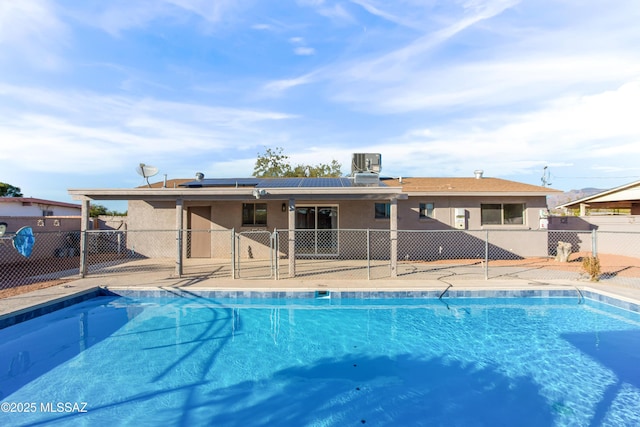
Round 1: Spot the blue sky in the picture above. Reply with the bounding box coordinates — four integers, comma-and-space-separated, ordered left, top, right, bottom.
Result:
2, 0, 640, 208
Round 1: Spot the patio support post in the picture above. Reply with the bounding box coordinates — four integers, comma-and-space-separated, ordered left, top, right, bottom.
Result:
390, 198, 398, 278
79, 198, 90, 278
288, 198, 296, 277
175, 198, 183, 278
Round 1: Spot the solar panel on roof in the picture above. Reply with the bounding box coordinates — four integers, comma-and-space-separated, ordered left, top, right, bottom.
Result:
179, 176, 379, 188
257, 178, 303, 188
299, 177, 353, 187
180, 178, 260, 187
256, 177, 356, 187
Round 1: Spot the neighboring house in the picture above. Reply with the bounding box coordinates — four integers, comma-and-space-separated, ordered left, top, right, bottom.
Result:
0, 198, 82, 262
555, 180, 640, 216
0, 197, 82, 233
550, 180, 640, 239
0, 197, 82, 217
69, 170, 559, 268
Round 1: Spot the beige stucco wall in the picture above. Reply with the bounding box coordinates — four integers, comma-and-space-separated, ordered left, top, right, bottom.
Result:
125, 201, 176, 257
126, 195, 551, 259
548, 215, 640, 258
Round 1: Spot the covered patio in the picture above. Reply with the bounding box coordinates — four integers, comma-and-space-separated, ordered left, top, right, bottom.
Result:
69, 179, 406, 279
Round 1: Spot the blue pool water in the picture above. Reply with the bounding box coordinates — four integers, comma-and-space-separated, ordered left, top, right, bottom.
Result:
1, 295, 640, 426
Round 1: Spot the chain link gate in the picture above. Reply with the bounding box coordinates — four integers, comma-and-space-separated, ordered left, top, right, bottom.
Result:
235, 230, 277, 279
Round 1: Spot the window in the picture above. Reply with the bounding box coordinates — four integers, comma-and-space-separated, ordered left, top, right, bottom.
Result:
503, 203, 524, 224
481, 203, 525, 225
375, 203, 390, 219
42, 210, 54, 216
242, 203, 267, 226
419, 202, 434, 219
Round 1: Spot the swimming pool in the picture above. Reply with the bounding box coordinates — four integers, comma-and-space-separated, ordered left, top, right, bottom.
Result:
1, 292, 639, 426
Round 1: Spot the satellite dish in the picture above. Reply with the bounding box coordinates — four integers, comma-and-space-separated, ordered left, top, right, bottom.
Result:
136, 163, 159, 187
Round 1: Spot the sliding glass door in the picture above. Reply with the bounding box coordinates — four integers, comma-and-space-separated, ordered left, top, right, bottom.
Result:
295, 205, 338, 255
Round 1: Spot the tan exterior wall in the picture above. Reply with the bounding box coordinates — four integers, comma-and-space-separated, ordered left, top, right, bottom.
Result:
548, 215, 640, 232
548, 214, 640, 258
126, 195, 551, 259
125, 201, 176, 257
0, 216, 80, 234
127, 201, 176, 230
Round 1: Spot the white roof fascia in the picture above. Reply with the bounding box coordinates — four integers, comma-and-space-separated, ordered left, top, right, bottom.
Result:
68, 186, 404, 201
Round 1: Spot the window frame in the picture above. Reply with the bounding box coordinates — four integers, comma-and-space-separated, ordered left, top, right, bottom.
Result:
242, 203, 268, 226
419, 202, 435, 219
480, 203, 525, 226
374, 202, 390, 219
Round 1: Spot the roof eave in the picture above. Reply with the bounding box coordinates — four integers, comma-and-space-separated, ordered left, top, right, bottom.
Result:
68, 186, 405, 202
405, 191, 556, 197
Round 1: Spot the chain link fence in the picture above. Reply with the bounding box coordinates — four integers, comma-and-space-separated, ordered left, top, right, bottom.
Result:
1, 231, 81, 291
2, 228, 639, 293
274, 229, 391, 280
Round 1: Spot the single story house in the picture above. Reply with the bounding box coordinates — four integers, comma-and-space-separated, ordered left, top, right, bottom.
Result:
0, 198, 83, 262
0, 197, 82, 217
0, 197, 82, 236
69, 170, 560, 277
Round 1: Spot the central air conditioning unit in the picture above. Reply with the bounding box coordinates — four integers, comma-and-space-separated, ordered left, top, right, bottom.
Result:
351, 153, 381, 174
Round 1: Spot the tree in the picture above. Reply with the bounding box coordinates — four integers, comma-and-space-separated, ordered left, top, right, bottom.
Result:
252, 147, 292, 177
0, 182, 23, 197
90, 204, 126, 217
253, 147, 342, 178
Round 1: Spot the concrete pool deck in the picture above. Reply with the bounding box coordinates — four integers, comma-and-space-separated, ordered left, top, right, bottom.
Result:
2, 271, 640, 328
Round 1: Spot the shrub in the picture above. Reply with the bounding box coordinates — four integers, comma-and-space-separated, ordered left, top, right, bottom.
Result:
582, 256, 601, 282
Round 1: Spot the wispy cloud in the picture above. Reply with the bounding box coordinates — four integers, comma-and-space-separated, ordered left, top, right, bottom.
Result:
0, 0, 69, 69
377, 80, 640, 180
349, 0, 424, 30
332, 0, 520, 84
333, 55, 640, 113
289, 36, 316, 56
66, 0, 243, 36
261, 0, 520, 99
294, 47, 316, 56
263, 71, 320, 93
0, 85, 295, 175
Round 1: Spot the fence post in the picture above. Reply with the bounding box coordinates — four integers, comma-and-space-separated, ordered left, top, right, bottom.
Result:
272, 230, 279, 280
367, 229, 371, 280
231, 228, 236, 279
484, 229, 489, 280
592, 229, 598, 258
288, 199, 296, 278
79, 199, 90, 278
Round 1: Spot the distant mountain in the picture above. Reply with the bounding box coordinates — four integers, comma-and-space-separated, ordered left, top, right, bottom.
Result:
547, 188, 604, 209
